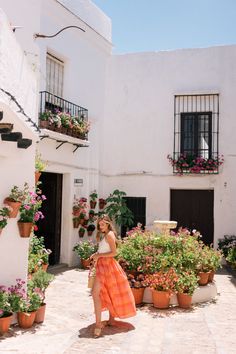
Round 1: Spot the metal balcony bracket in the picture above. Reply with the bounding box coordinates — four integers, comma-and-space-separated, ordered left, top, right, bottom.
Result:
56, 140, 66, 149
40, 135, 49, 141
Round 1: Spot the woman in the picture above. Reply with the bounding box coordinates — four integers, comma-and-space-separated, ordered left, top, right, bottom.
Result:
90, 215, 136, 338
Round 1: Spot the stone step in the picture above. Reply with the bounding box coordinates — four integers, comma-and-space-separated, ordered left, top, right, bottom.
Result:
1, 132, 22, 142
17, 138, 32, 149
0, 123, 13, 134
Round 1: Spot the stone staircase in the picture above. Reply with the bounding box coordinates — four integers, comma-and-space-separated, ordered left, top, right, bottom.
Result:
0, 111, 32, 149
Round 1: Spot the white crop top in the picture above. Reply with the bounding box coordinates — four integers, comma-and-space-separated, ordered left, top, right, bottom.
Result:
98, 237, 111, 254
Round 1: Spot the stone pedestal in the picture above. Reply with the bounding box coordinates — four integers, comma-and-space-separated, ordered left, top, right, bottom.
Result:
153, 220, 177, 235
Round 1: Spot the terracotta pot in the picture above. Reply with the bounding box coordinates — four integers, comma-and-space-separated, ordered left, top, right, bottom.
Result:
208, 270, 215, 282
81, 258, 90, 269
131, 287, 145, 305
42, 263, 48, 272
177, 292, 192, 309
35, 172, 41, 184
35, 304, 46, 324
152, 290, 170, 309
99, 201, 106, 210
83, 218, 89, 227
17, 311, 36, 329
17, 222, 33, 238
90, 201, 97, 209
87, 230, 94, 236
0, 314, 13, 334
39, 120, 49, 129
198, 271, 210, 285
4, 198, 21, 218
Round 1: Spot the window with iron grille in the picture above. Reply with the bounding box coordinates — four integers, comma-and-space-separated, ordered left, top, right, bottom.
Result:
172, 94, 220, 174
46, 53, 64, 109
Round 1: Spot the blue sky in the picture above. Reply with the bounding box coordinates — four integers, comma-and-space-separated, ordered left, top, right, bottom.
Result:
92, 0, 236, 54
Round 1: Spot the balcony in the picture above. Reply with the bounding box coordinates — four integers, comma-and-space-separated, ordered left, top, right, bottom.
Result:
39, 91, 89, 141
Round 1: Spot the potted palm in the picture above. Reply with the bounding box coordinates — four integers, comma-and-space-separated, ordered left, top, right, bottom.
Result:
28, 270, 54, 323
176, 271, 199, 308
73, 241, 98, 269
0, 286, 13, 334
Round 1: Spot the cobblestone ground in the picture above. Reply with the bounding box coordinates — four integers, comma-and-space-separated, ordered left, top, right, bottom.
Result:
0, 268, 235, 354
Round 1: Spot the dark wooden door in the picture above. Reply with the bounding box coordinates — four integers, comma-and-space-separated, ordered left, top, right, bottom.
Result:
36, 172, 63, 265
170, 189, 214, 245
121, 197, 146, 237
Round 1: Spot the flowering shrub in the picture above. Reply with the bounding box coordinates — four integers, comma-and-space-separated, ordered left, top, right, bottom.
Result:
0, 205, 11, 230
167, 154, 224, 174
176, 271, 199, 295
0, 286, 12, 317
146, 268, 178, 292
18, 186, 46, 223
8, 279, 27, 313
73, 240, 98, 260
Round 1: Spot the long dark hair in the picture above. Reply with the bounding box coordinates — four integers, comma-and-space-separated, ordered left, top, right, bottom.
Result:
96, 214, 117, 243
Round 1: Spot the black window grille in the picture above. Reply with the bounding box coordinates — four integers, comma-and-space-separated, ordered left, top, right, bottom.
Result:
173, 94, 219, 174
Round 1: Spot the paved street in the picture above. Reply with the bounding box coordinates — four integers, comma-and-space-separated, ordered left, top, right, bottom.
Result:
0, 267, 235, 354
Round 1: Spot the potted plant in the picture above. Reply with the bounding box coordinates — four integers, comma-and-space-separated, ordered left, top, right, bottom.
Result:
0, 205, 11, 235
87, 224, 96, 236
78, 226, 86, 238
99, 198, 106, 210
0, 286, 13, 334
226, 246, 236, 269
127, 273, 148, 305
73, 241, 98, 269
73, 198, 87, 220
167, 154, 224, 175
28, 269, 54, 323
176, 271, 199, 308
146, 268, 178, 309
4, 184, 28, 218
207, 247, 222, 282
39, 110, 53, 129
35, 152, 47, 184
104, 189, 134, 232
18, 187, 45, 237
89, 191, 98, 209
40, 248, 52, 271
73, 216, 80, 228
88, 209, 96, 221
196, 246, 212, 285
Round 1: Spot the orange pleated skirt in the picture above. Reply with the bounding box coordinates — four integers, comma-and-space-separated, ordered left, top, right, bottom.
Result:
96, 257, 136, 319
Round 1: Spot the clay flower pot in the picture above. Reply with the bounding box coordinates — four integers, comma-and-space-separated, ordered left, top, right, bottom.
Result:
17, 311, 36, 329
42, 263, 48, 272
131, 288, 145, 305
177, 292, 192, 309
81, 258, 90, 269
198, 271, 210, 285
35, 172, 41, 184
152, 290, 170, 309
4, 198, 21, 218
0, 314, 13, 334
90, 200, 97, 209
17, 222, 33, 238
208, 270, 215, 282
35, 304, 46, 324
39, 120, 49, 129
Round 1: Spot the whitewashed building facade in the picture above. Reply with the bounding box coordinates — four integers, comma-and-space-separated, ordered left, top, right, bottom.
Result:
0, 0, 235, 282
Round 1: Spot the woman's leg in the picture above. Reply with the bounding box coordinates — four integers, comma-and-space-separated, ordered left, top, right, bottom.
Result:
92, 276, 102, 328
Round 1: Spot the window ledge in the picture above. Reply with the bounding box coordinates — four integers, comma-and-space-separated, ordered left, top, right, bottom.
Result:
39, 128, 89, 152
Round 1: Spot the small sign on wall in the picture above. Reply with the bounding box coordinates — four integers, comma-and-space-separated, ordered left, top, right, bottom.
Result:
74, 178, 83, 187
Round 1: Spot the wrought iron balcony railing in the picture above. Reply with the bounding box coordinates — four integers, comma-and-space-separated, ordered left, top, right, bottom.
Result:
39, 91, 89, 140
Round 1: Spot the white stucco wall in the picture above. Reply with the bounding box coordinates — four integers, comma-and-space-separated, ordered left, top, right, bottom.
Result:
101, 46, 236, 246
0, 9, 38, 285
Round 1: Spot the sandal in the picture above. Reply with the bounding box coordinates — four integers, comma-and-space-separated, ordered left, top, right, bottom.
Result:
94, 326, 103, 338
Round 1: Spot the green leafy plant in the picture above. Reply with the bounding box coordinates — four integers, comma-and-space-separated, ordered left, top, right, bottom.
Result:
176, 270, 199, 295
104, 189, 134, 228
73, 241, 98, 260
0, 205, 11, 230
226, 247, 236, 267
218, 235, 236, 257
35, 152, 47, 172
0, 286, 12, 317
28, 270, 54, 304
89, 191, 98, 201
